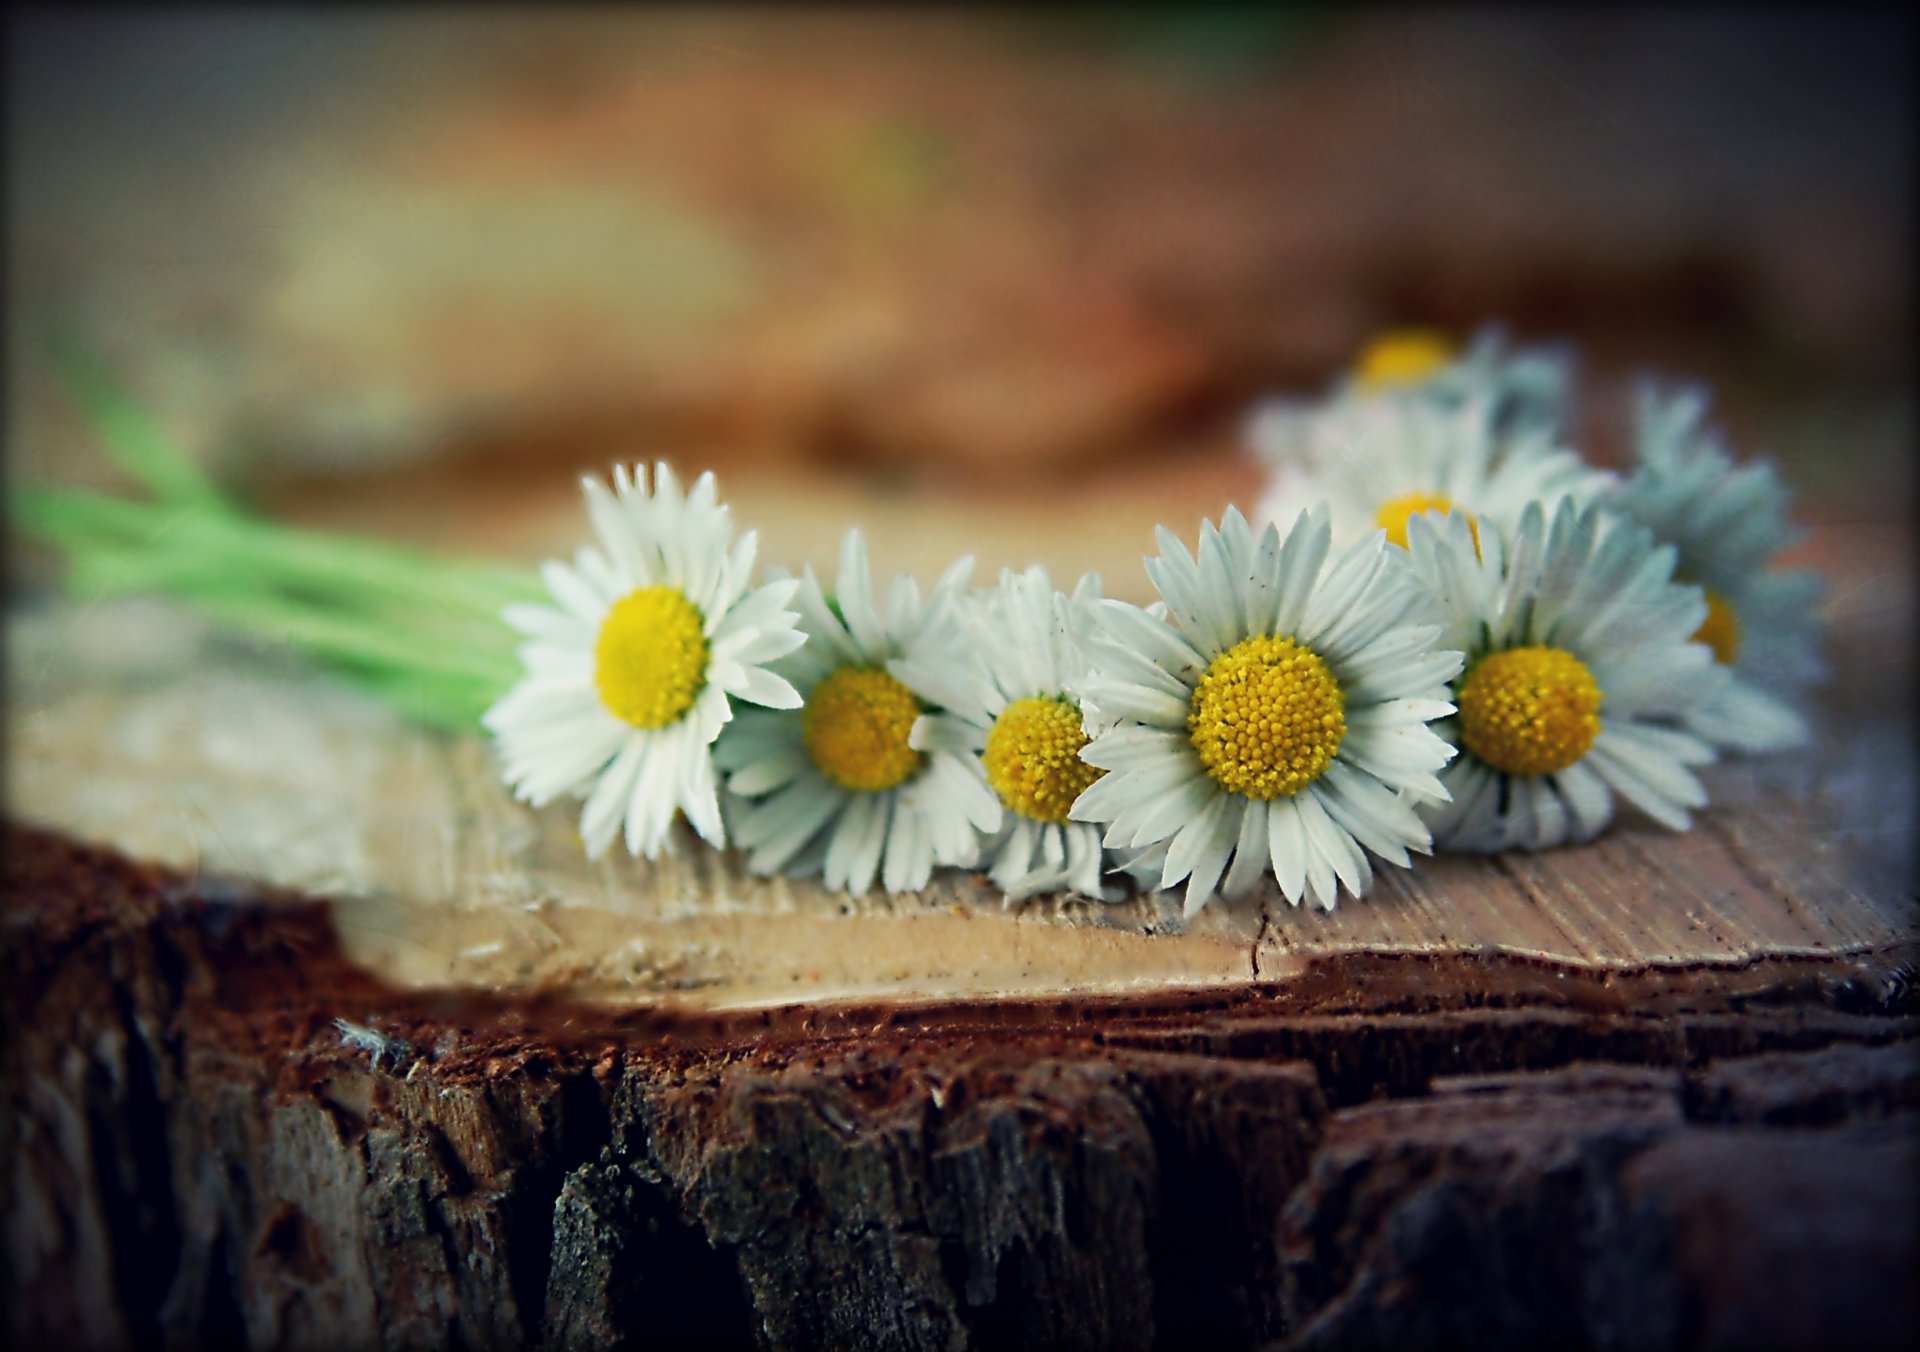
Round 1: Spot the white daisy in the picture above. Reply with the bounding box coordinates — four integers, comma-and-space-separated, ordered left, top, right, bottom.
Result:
1247, 324, 1576, 479
1403, 499, 1729, 852
1366, 325, 1573, 433
1607, 382, 1824, 753
889, 565, 1115, 903
715, 530, 1003, 896
482, 462, 807, 859
1253, 392, 1613, 553
1068, 504, 1464, 917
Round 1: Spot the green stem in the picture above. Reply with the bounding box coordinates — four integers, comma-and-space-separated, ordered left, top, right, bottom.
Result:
338, 666, 508, 732
22, 340, 550, 734
61, 549, 522, 689
44, 328, 234, 514
20, 487, 541, 616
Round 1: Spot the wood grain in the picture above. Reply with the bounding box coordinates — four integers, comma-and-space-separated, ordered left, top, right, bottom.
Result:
9, 576, 1912, 1013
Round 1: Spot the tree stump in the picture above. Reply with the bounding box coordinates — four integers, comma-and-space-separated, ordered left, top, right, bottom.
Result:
6, 509, 1916, 1349
6, 823, 1916, 1351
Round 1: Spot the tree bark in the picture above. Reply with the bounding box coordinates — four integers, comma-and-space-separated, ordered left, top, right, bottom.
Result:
7, 826, 1915, 1351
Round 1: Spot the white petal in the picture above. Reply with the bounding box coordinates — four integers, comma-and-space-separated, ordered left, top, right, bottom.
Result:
883, 799, 931, 894
1127, 775, 1221, 851
721, 665, 803, 711
1587, 723, 1712, 831
1091, 599, 1208, 679
726, 742, 810, 797
1079, 724, 1189, 773
709, 613, 807, 670
1267, 506, 1332, 638
1552, 760, 1615, 842
508, 714, 629, 806
679, 746, 726, 847
851, 795, 894, 895
624, 732, 677, 858
1519, 775, 1569, 850
581, 478, 647, 585
503, 603, 591, 644
1221, 798, 1271, 898
579, 736, 647, 858
1297, 790, 1366, 903
1299, 535, 1386, 648
835, 531, 889, 656
542, 560, 609, 624
910, 713, 984, 756
1684, 678, 1810, 753
1147, 527, 1236, 654
1075, 676, 1191, 729
706, 530, 760, 620
824, 791, 882, 893
1319, 760, 1428, 866
1266, 796, 1309, 905
737, 778, 837, 860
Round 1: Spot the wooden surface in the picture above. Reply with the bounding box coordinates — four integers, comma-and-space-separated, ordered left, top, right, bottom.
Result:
7, 477, 1916, 1351
6, 534, 1913, 1012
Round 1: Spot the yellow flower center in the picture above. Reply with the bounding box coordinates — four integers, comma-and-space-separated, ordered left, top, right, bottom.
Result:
1457, 645, 1603, 776
984, 696, 1104, 824
1188, 635, 1346, 800
802, 666, 925, 792
593, 586, 709, 729
1356, 329, 1457, 390
1374, 492, 1481, 551
1693, 588, 1741, 665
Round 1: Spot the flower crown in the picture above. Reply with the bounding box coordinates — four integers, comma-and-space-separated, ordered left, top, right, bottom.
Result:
23, 328, 1824, 921
486, 328, 1824, 916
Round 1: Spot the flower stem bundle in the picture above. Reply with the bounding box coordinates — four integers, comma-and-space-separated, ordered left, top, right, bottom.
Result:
17, 343, 540, 731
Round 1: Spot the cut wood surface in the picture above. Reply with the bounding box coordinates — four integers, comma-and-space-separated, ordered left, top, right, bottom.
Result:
7, 526, 1914, 1012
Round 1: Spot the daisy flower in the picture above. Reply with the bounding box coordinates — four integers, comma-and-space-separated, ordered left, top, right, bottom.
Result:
1253, 393, 1613, 554
483, 463, 807, 859
1607, 383, 1824, 753
1068, 505, 1464, 917
1403, 499, 1728, 852
889, 565, 1115, 902
715, 530, 1002, 895
1247, 324, 1577, 480
1352, 325, 1573, 431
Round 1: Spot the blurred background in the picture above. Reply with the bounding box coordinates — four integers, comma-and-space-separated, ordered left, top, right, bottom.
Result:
8, 6, 1912, 565
5, 5, 1911, 642
4, 5, 1913, 898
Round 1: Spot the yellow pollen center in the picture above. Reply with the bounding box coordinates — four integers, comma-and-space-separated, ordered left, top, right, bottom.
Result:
1693, 588, 1741, 665
984, 696, 1105, 824
802, 666, 925, 793
1374, 492, 1482, 551
1457, 645, 1603, 776
1356, 329, 1457, 390
593, 586, 709, 729
1188, 635, 1346, 800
